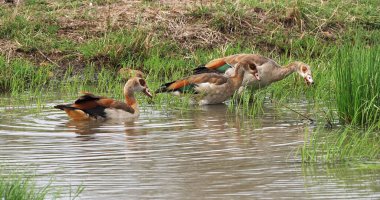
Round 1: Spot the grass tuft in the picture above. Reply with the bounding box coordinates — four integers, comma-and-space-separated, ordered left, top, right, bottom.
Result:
0, 166, 84, 200
334, 44, 380, 127
0, 57, 52, 95
79, 30, 154, 67
0, 167, 51, 200
301, 126, 380, 163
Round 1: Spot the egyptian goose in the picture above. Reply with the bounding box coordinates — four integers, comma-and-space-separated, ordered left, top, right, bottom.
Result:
194, 54, 314, 92
155, 63, 259, 105
54, 77, 152, 120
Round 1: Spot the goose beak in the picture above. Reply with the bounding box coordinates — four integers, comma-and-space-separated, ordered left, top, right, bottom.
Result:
254, 72, 261, 81
304, 75, 314, 86
143, 88, 153, 98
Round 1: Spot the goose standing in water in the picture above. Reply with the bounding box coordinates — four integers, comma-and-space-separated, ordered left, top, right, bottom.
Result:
54, 77, 152, 120
155, 63, 260, 105
194, 54, 314, 93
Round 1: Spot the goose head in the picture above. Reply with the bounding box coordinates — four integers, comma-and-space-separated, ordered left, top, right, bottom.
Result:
124, 77, 153, 98
295, 62, 314, 85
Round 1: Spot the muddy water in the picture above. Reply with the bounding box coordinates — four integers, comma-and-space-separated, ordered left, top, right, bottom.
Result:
0, 99, 379, 199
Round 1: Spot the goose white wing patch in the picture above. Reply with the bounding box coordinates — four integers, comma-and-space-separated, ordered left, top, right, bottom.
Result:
224, 67, 235, 77
195, 82, 219, 93
171, 91, 182, 96
105, 108, 138, 119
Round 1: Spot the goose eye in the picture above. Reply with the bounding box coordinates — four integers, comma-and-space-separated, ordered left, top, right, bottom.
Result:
248, 62, 257, 70
138, 79, 146, 86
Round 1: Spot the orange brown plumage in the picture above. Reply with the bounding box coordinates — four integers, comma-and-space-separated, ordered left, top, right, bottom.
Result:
55, 77, 152, 120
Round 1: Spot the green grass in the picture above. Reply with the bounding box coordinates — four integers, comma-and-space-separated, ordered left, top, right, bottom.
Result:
0, 167, 83, 200
78, 30, 155, 66
0, 57, 53, 95
334, 44, 380, 127
0, 169, 49, 200
299, 42, 380, 163
302, 162, 380, 191
301, 126, 380, 163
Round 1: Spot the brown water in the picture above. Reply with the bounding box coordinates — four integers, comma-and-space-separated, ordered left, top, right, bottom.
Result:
0, 98, 379, 199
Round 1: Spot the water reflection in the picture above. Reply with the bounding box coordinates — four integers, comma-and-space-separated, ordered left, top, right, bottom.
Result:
302, 164, 380, 197
65, 120, 101, 135
0, 100, 379, 199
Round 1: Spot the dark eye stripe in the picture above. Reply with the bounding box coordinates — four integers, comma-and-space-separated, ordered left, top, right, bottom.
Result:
139, 79, 146, 86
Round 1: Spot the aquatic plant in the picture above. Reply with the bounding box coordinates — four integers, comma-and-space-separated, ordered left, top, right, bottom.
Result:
301, 126, 380, 163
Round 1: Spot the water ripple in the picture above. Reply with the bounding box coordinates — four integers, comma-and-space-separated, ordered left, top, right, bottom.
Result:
0, 101, 378, 199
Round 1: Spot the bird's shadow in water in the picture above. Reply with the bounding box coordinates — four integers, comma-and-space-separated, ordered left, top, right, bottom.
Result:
61, 104, 247, 141
187, 103, 245, 133
64, 118, 143, 140
65, 120, 102, 140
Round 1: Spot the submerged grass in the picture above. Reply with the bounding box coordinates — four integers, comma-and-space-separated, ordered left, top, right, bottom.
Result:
301, 126, 380, 163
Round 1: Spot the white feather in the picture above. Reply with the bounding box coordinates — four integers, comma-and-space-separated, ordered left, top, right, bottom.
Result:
225, 67, 235, 77
172, 91, 182, 96
196, 82, 220, 93
198, 99, 209, 105
105, 108, 139, 119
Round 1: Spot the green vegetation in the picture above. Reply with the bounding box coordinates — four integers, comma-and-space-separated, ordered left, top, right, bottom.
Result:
334, 45, 380, 127
301, 127, 380, 163
0, 167, 83, 200
300, 44, 380, 163
0, 0, 379, 163
302, 162, 380, 192
0, 57, 52, 94
0, 170, 49, 200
